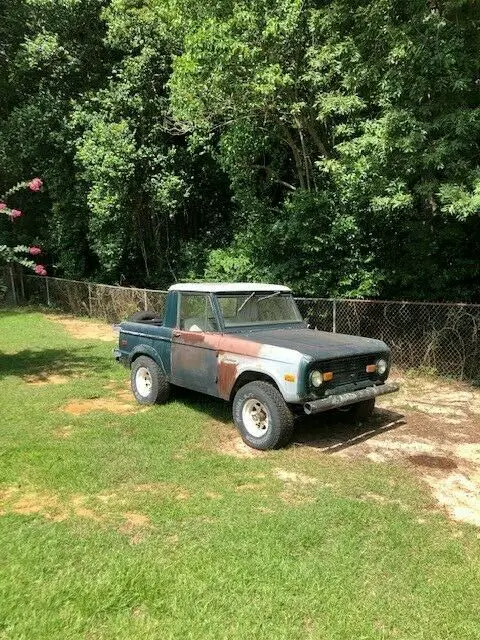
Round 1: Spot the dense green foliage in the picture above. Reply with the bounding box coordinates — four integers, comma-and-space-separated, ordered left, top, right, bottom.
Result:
1, 0, 479, 298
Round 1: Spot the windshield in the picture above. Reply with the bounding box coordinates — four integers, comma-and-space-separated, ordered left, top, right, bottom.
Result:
216, 293, 303, 327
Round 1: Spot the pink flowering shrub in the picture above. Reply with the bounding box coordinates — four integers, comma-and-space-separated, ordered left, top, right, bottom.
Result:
0, 178, 46, 275
28, 178, 43, 192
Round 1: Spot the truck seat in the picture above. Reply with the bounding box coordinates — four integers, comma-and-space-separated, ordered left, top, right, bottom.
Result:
183, 317, 215, 332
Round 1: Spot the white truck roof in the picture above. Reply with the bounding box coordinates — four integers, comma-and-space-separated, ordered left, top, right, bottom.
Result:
168, 283, 291, 293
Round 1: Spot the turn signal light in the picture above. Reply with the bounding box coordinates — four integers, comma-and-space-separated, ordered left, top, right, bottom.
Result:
366, 364, 377, 373
323, 371, 334, 382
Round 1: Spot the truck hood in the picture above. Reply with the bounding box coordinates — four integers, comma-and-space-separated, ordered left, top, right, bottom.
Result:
236, 327, 388, 361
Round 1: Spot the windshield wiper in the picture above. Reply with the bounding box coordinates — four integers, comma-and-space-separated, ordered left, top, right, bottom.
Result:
237, 292, 256, 314
258, 291, 282, 302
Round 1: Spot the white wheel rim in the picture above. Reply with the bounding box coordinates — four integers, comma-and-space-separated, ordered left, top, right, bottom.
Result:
135, 366, 153, 397
242, 398, 269, 438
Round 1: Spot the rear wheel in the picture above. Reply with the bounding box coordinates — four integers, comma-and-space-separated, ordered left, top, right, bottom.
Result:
232, 381, 294, 450
131, 356, 170, 405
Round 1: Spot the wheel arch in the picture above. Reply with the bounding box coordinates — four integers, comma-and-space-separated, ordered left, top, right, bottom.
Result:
229, 370, 280, 402
129, 345, 166, 374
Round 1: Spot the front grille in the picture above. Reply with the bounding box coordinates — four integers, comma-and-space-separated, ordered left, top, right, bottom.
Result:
316, 355, 376, 386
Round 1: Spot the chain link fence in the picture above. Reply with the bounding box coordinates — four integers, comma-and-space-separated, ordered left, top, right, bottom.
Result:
18, 273, 168, 323
6, 271, 480, 381
296, 298, 480, 381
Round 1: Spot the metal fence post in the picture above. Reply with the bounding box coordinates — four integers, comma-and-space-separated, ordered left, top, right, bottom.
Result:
19, 269, 25, 301
9, 265, 17, 305
45, 277, 51, 307
88, 283, 93, 316
332, 299, 337, 333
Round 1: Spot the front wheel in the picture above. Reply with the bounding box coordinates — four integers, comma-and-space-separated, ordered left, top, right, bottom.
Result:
353, 398, 375, 420
232, 381, 294, 450
131, 356, 170, 405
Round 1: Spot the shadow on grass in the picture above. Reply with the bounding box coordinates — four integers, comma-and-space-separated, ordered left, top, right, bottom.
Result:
171, 386, 406, 454
293, 407, 406, 454
172, 386, 232, 424
0, 347, 113, 381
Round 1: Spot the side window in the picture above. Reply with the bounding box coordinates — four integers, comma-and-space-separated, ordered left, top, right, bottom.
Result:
178, 294, 218, 332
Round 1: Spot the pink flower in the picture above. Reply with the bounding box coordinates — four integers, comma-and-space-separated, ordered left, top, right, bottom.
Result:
34, 264, 47, 276
29, 246, 42, 256
28, 178, 43, 192
0, 203, 6, 210
10, 209, 22, 219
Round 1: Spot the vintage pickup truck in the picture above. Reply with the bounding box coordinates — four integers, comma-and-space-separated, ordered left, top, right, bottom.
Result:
114, 283, 399, 450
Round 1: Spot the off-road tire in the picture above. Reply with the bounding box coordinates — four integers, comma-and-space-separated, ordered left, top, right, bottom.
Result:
232, 381, 294, 450
128, 310, 158, 323
131, 356, 170, 405
353, 398, 375, 420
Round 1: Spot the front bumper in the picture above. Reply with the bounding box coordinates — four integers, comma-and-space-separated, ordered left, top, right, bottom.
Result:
303, 382, 399, 415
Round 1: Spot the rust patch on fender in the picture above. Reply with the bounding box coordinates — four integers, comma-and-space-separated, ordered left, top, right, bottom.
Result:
217, 357, 238, 400
216, 335, 263, 399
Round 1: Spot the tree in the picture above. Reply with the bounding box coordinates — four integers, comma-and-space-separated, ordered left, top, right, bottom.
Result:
169, 0, 480, 299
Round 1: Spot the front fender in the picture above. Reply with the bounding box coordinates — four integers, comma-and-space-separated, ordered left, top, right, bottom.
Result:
223, 357, 302, 403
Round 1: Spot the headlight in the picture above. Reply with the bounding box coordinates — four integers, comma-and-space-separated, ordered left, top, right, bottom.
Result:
376, 358, 388, 375
310, 370, 323, 387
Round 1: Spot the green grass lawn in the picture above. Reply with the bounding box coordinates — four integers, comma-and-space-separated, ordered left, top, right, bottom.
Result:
1, 309, 479, 639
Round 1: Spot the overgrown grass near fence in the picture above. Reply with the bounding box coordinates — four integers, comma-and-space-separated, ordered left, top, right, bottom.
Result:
8, 271, 480, 382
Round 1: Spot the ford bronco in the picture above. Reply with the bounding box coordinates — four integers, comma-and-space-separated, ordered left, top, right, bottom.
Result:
114, 283, 399, 450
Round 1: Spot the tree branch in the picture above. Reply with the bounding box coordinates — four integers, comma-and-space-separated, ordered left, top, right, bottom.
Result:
252, 165, 297, 191
280, 124, 306, 190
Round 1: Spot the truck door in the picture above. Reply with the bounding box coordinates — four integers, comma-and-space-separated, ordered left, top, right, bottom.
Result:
170, 293, 220, 396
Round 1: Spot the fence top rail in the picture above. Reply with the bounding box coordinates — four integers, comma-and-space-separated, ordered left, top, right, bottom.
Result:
23, 274, 168, 295
297, 296, 480, 309
22, 274, 480, 308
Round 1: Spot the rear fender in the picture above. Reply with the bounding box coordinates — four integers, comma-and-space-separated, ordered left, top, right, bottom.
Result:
129, 344, 167, 375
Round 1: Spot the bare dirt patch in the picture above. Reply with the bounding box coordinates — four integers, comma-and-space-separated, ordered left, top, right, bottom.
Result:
61, 390, 146, 416
118, 512, 152, 544
0, 487, 153, 541
274, 468, 318, 485
273, 467, 320, 505
24, 372, 75, 386
408, 454, 458, 471
63, 398, 134, 415
97, 482, 190, 503
205, 491, 223, 499
205, 420, 267, 458
46, 314, 116, 342
53, 425, 74, 439
424, 473, 480, 528
294, 374, 480, 527
235, 483, 264, 492
360, 492, 409, 510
